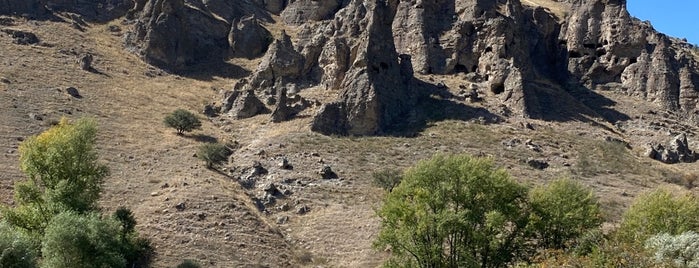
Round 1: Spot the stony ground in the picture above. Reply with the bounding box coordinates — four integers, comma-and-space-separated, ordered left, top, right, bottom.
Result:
1, 12, 698, 268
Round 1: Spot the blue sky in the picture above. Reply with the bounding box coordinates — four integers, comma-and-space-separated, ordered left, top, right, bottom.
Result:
626, 1, 699, 45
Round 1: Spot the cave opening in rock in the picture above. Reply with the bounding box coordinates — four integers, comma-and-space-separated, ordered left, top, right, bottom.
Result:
492, 83, 505, 94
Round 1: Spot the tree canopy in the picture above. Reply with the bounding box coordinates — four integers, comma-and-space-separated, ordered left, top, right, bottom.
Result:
375, 154, 530, 268
3, 118, 108, 233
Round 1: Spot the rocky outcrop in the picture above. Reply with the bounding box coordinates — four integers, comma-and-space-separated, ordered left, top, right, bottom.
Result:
280, 0, 342, 25
0, 0, 47, 17
125, 0, 278, 71
248, 31, 305, 88
563, 0, 699, 112
0, 0, 132, 21
124, 0, 230, 70
647, 133, 697, 164
221, 90, 269, 119
311, 0, 415, 135
228, 15, 272, 59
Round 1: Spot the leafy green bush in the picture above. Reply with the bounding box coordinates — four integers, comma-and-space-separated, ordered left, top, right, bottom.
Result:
41, 212, 126, 268
176, 259, 201, 268
618, 188, 699, 244
164, 109, 202, 135
197, 143, 231, 169
0, 222, 38, 268
375, 154, 530, 267
528, 178, 603, 249
371, 168, 402, 192
645, 231, 699, 268
113, 207, 152, 267
2, 118, 108, 233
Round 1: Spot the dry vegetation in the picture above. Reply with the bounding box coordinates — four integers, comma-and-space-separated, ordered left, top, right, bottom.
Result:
1, 12, 698, 268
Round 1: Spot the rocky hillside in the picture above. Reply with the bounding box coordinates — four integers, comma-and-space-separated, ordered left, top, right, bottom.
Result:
2, 0, 699, 267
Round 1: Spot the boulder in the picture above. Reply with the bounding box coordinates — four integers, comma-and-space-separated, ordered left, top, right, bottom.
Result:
248, 31, 305, 89
647, 133, 697, 164
222, 90, 269, 119
270, 87, 295, 122
228, 15, 272, 59
78, 53, 93, 71
2, 29, 39, 45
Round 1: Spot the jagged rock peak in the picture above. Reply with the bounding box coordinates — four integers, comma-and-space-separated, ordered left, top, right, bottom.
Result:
311, 0, 415, 136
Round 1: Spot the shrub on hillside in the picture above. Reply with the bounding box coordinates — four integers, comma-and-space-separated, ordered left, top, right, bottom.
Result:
375, 154, 530, 267
41, 212, 126, 268
371, 168, 402, 192
618, 188, 699, 244
197, 143, 231, 169
528, 178, 603, 249
0, 222, 38, 268
176, 259, 201, 268
164, 109, 202, 135
645, 231, 699, 267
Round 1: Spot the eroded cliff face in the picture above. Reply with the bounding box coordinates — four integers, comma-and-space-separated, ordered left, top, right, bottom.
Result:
562, 0, 699, 112
118, 0, 699, 134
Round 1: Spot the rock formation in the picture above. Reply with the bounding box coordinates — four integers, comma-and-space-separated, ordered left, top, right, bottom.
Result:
280, 0, 342, 25
228, 15, 272, 59
647, 133, 698, 164
221, 90, 269, 119
0, 0, 132, 21
124, 0, 275, 71
563, 0, 699, 112
117, 0, 699, 135
248, 31, 305, 89
310, 0, 415, 135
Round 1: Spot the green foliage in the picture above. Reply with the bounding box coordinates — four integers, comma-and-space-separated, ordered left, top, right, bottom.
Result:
645, 231, 699, 268
371, 169, 403, 192
113, 207, 152, 267
375, 154, 530, 268
197, 143, 231, 169
164, 109, 202, 135
41, 212, 126, 268
114, 207, 136, 238
2, 118, 108, 233
618, 188, 699, 244
0, 222, 38, 268
528, 178, 603, 249
176, 259, 202, 268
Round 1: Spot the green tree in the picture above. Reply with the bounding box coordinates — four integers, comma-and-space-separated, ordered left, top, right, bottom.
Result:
528, 178, 603, 249
618, 188, 699, 244
41, 212, 126, 268
113, 207, 152, 267
197, 143, 231, 169
164, 109, 202, 135
0, 222, 38, 268
375, 154, 530, 268
2, 118, 108, 233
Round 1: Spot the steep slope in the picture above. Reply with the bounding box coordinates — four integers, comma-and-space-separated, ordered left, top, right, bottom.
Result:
2, 0, 699, 267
